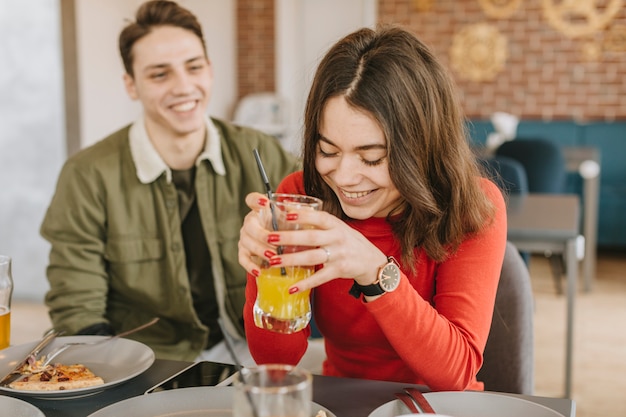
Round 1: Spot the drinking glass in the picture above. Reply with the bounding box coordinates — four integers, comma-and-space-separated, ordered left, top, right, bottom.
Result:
253, 193, 322, 334
0, 255, 13, 350
233, 364, 312, 417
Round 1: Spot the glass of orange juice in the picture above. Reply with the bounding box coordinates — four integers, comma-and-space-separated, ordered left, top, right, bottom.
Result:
0, 255, 13, 350
253, 194, 322, 334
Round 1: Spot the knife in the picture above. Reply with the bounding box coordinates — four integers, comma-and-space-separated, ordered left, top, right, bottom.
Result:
0, 329, 60, 386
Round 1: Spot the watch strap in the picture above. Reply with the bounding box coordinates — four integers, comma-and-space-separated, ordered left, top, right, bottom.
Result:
349, 280, 385, 298
348, 256, 395, 299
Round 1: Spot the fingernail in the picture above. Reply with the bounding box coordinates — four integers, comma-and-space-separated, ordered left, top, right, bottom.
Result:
289, 287, 299, 294
269, 257, 282, 266
264, 250, 276, 259
286, 213, 298, 221
267, 234, 280, 243
258, 198, 268, 206
251, 269, 260, 277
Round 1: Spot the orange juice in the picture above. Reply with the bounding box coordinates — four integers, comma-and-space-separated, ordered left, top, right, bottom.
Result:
254, 266, 312, 333
0, 306, 10, 349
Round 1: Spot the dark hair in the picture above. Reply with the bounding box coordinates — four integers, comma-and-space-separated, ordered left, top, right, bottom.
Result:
119, 0, 207, 77
302, 25, 494, 267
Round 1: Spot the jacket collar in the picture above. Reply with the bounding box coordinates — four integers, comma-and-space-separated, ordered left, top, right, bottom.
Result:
129, 115, 226, 184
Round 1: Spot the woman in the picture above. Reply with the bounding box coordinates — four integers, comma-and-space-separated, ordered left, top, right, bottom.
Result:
238, 25, 507, 391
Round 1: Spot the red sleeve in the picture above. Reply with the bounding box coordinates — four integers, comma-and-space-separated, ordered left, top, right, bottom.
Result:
244, 171, 311, 364
365, 178, 507, 391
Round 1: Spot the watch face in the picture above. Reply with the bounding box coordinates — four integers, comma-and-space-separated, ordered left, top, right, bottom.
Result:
380, 263, 400, 292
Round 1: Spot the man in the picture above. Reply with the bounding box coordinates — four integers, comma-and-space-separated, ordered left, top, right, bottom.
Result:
41, 0, 299, 361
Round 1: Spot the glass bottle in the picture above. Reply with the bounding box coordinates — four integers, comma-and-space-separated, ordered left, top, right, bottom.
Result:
0, 255, 14, 349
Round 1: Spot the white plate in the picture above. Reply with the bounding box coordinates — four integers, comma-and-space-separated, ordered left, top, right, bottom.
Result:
0, 335, 155, 399
87, 386, 336, 417
0, 395, 45, 416
368, 391, 564, 417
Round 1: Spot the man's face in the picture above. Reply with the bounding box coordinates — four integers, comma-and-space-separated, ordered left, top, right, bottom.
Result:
124, 25, 213, 139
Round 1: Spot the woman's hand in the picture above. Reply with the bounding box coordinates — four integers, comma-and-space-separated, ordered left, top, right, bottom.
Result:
238, 192, 274, 277
238, 196, 388, 294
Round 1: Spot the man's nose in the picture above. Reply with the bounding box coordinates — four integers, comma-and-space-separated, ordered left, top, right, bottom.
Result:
171, 71, 194, 94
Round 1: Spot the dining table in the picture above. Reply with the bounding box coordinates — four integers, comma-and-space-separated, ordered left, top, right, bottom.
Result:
507, 193, 582, 400
0, 358, 576, 417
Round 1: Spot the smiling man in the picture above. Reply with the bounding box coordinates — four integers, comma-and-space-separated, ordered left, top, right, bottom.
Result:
40, 0, 299, 362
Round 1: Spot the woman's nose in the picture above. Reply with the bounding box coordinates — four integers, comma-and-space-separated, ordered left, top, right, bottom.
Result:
334, 156, 361, 184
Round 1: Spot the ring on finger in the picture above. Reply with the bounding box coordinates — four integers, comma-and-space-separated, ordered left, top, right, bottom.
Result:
322, 246, 331, 263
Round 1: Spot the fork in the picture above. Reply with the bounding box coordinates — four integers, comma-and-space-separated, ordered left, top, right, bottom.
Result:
395, 391, 421, 414
403, 387, 436, 414
37, 317, 160, 369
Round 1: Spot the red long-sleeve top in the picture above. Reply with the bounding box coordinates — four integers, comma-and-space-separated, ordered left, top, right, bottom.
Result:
244, 171, 507, 391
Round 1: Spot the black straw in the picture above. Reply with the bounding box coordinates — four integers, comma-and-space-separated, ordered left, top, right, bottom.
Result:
253, 149, 286, 275
217, 318, 259, 417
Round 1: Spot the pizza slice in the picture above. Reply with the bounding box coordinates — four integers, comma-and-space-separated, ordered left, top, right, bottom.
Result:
8, 362, 104, 391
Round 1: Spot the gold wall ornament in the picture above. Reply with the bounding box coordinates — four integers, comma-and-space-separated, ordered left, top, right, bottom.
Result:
581, 40, 602, 61
543, 0, 623, 38
412, 0, 434, 12
605, 25, 626, 52
449, 23, 508, 82
478, 0, 523, 19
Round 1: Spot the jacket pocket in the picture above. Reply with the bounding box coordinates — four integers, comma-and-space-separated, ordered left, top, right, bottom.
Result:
105, 237, 163, 263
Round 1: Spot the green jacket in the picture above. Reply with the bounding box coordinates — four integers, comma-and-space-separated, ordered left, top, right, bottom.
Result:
41, 118, 299, 360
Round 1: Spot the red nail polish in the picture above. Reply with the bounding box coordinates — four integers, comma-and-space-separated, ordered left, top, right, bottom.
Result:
251, 269, 260, 277
286, 213, 298, 221
267, 234, 280, 243
258, 198, 268, 206
264, 250, 276, 259
289, 287, 299, 294
269, 257, 282, 266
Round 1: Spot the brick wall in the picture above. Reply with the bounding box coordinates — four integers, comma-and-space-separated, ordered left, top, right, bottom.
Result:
236, 0, 275, 100
236, 1, 625, 121
378, 0, 626, 121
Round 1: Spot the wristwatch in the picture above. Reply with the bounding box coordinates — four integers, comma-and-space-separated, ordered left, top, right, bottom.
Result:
349, 256, 401, 298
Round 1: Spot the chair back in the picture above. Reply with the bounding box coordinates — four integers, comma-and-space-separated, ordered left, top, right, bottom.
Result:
479, 155, 528, 195
495, 138, 566, 194
477, 241, 535, 394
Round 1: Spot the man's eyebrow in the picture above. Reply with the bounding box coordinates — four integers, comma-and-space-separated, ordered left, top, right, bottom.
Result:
185, 55, 206, 64
318, 135, 386, 151
142, 56, 206, 72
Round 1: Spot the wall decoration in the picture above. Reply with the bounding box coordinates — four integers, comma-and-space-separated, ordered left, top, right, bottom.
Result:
449, 23, 508, 82
478, 0, 522, 19
605, 25, 626, 52
580, 40, 602, 61
543, 0, 623, 38
412, 0, 434, 12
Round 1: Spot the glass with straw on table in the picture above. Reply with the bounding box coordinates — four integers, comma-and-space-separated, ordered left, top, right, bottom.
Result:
233, 364, 312, 417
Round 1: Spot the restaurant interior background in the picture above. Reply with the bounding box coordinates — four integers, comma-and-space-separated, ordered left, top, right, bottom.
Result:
3, 0, 625, 298
1, 1, 625, 414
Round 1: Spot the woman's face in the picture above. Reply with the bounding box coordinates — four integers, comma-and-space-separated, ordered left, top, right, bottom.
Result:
315, 96, 402, 219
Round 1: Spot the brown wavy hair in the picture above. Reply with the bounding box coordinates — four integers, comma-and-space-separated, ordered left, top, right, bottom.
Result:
118, 0, 207, 77
302, 25, 494, 267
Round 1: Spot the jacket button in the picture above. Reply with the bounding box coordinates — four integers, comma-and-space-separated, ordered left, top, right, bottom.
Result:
172, 242, 181, 251
166, 199, 176, 210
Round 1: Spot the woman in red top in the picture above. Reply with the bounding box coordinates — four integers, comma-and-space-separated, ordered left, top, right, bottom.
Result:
238, 25, 507, 391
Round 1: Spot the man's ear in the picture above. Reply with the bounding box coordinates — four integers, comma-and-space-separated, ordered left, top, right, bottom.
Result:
123, 73, 138, 100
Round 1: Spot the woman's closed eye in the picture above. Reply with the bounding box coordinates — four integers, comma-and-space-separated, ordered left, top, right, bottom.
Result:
318, 146, 385, 167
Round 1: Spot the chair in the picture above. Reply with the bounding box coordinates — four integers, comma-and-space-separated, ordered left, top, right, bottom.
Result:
479, 155, 531, 265
495, 138, 568, 293
478, 155, 529, 195
495, 138, 567, 194
477, 241, 535, 395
